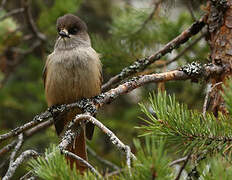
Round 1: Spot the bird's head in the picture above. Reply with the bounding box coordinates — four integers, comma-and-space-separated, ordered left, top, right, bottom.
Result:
55, 14, 90, 50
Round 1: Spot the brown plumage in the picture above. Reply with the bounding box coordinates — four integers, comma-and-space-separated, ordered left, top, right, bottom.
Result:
43, 14, 102, 172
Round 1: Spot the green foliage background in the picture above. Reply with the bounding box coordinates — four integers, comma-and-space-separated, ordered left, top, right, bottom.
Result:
1, 0, 222, 179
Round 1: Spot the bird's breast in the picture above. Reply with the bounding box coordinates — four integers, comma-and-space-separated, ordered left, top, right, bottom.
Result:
45, 47, 101, 107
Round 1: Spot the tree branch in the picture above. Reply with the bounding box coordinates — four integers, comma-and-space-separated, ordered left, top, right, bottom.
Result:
169, 156, 188, 167
2, 150, 39, 180
135, 0, 162, 34
155, 32, 207, 69
0, 63, 223, 143
102, 15, 207, 92
22, 0, 46, 41
0, 0, 7, 10
9, 134, 24, 166
74, 113, 136, 160
87, 146, 120, 171
0, 118, 53, 156
61, 149, 102, 178
58, 112, 135, 172
0, 8, 25, 21
0, 140, 17, 156
0, 110, 51, 142
175, 153, 191, 180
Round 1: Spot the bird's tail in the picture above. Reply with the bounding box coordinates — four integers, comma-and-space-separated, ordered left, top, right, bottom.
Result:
66, 126, 87, 172
54, 109, 88, 173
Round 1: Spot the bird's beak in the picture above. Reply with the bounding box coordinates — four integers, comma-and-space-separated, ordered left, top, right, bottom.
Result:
59, 28, 70, 38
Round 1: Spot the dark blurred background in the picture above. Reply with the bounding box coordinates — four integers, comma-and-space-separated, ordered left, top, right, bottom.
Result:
0, 0, 207, 177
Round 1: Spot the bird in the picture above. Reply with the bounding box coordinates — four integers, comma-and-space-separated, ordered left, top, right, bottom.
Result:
43, 14, 102, 172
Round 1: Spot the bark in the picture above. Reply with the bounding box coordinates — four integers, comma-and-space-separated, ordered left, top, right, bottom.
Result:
207, 0, 232, 116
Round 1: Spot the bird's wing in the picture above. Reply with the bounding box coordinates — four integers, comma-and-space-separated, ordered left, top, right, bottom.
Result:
42, 56, 51, 88
42, 66, 47, 88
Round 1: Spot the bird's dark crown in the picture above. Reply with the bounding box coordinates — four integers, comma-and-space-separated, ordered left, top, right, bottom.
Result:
56, 14, 87, 35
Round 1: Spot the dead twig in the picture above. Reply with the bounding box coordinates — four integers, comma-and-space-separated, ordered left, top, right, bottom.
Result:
22, 0, 46, 41
135, 0, 162, 34
0, 0, 7, 10
104, 168, 126, 178
0, 8, 25, 21
169, 156, 188, 167
175, 153, 191, 180
57, 113, 135, 175
9, 134, 24, 166
75, 113, 136, 161
0, 110, 51, 143
11, 40, 42, 55
0, 140, 17, 156
61, 149, 102, 178
0, 118, 53, 156
155, 32, 207, 69
87, 146, 120, 171
2, 150, 39, 180
19, 170, 35, 180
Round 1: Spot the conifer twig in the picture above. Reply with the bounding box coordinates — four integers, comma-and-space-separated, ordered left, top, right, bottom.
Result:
2, 150, 39, 180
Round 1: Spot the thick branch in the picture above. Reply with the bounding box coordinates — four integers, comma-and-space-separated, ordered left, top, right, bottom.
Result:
97, 63, 223, 108
102, 15, 207, 91
0, 63, 223, 143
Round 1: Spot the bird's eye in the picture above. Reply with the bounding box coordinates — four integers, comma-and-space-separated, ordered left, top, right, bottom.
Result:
68, 27, 78, 35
